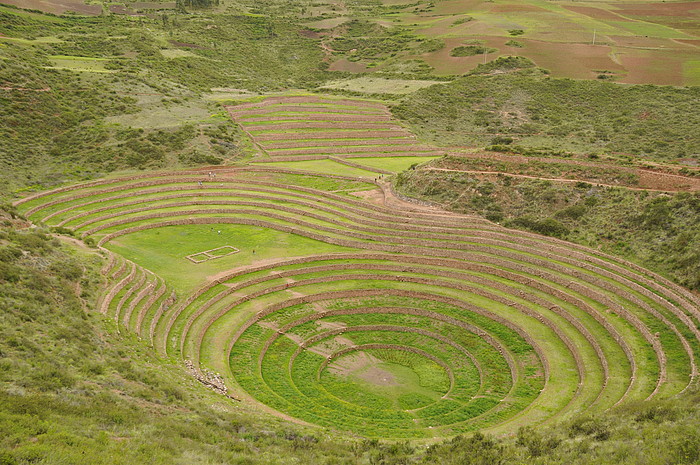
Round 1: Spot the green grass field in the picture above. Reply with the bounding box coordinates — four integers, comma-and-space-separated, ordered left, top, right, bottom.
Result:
256, 159, 380, 177
350, 156, 440, 173
47, 55, 115, 73
106, 223, 359, 294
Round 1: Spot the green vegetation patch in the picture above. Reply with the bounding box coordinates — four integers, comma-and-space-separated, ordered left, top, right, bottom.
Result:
450, 45, 497, 57
350, 156, 439, 173
321, 77, 444, 95
393, 70, 700, 162
106, 223, 359, 294
47, 55, 114, 73
256, 159, 379, 177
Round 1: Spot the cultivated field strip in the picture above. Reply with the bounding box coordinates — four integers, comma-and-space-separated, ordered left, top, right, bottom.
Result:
225, 95, 442, 160
15, 168, 700, 438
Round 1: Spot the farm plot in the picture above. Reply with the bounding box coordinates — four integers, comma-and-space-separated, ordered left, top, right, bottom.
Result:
226, 95, 446, 161
14, 167, 700, 438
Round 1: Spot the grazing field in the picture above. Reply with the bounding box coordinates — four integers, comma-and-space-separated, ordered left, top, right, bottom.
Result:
253, 158, 382, 177
15, 165, 700, 438
47, 55, 114, 73
351, 156, 440, 173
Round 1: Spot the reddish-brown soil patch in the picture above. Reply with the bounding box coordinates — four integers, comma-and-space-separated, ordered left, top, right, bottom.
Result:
239, 114, 392, 123
636, 170, 700, 192
244, 122, 401, 132
263, 139, 416, 150
426, 167, 699, 192
419, 37, 483, 76
298, 29, 321, 39
563, 5, 631, 22
132, 2, 176, 8
254, 130, 410, 142
431, 0, 485, 15
0, 0, 101, 15
615, 2, 700, 17
358, 365, 399, 386
441, 152, 700, 192
490, 3, 548, 13
231, 96, 385, 111
350, 188, 385, 207
329, 58, 368, 73
519, 39, 625, 79
617, 49, 686, 85
674, 39, 700, 47
328, 351, 383, 378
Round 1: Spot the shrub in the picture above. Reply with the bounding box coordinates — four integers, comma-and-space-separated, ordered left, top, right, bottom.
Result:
506, 216, 569, 238
568, 416, 611, 441
516, 426, 561, 457
491, 136, 514, 145
179, 150, 224, 166
450, 45, 496, 57
30, 366, 76, 392
555, 204, 587, 220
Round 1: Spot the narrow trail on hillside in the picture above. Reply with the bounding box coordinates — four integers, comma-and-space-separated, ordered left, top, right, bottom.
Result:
423, 167, 700, 192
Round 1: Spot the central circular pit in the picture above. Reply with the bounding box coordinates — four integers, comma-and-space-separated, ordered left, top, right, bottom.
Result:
322, 347, 452, 411
228, 293, 544, 438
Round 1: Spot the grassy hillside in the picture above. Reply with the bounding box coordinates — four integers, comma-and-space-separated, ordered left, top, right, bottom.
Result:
392, 65, 700, 163
0, 5, 327, 197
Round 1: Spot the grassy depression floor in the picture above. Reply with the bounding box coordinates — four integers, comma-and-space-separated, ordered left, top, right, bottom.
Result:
105, 224, 360, 295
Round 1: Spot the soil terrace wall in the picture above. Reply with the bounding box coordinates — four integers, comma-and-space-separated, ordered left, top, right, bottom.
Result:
269, 145, 434, 156
115, 268, 146, 323
123, 274, 155, 329
100, 261, 136, 315
237, 114, 393, 123
225, 96, 386, 111
191, 252, 627, 381
136, 279, 166, 339
244, 122, 402, 131
222, 289, 534, 385
262, 138, 416, 150
227, 106, 387, 117
255, 130, 411, 142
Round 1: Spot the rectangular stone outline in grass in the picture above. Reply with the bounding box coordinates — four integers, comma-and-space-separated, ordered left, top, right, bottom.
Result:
186, 246, 240, 264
